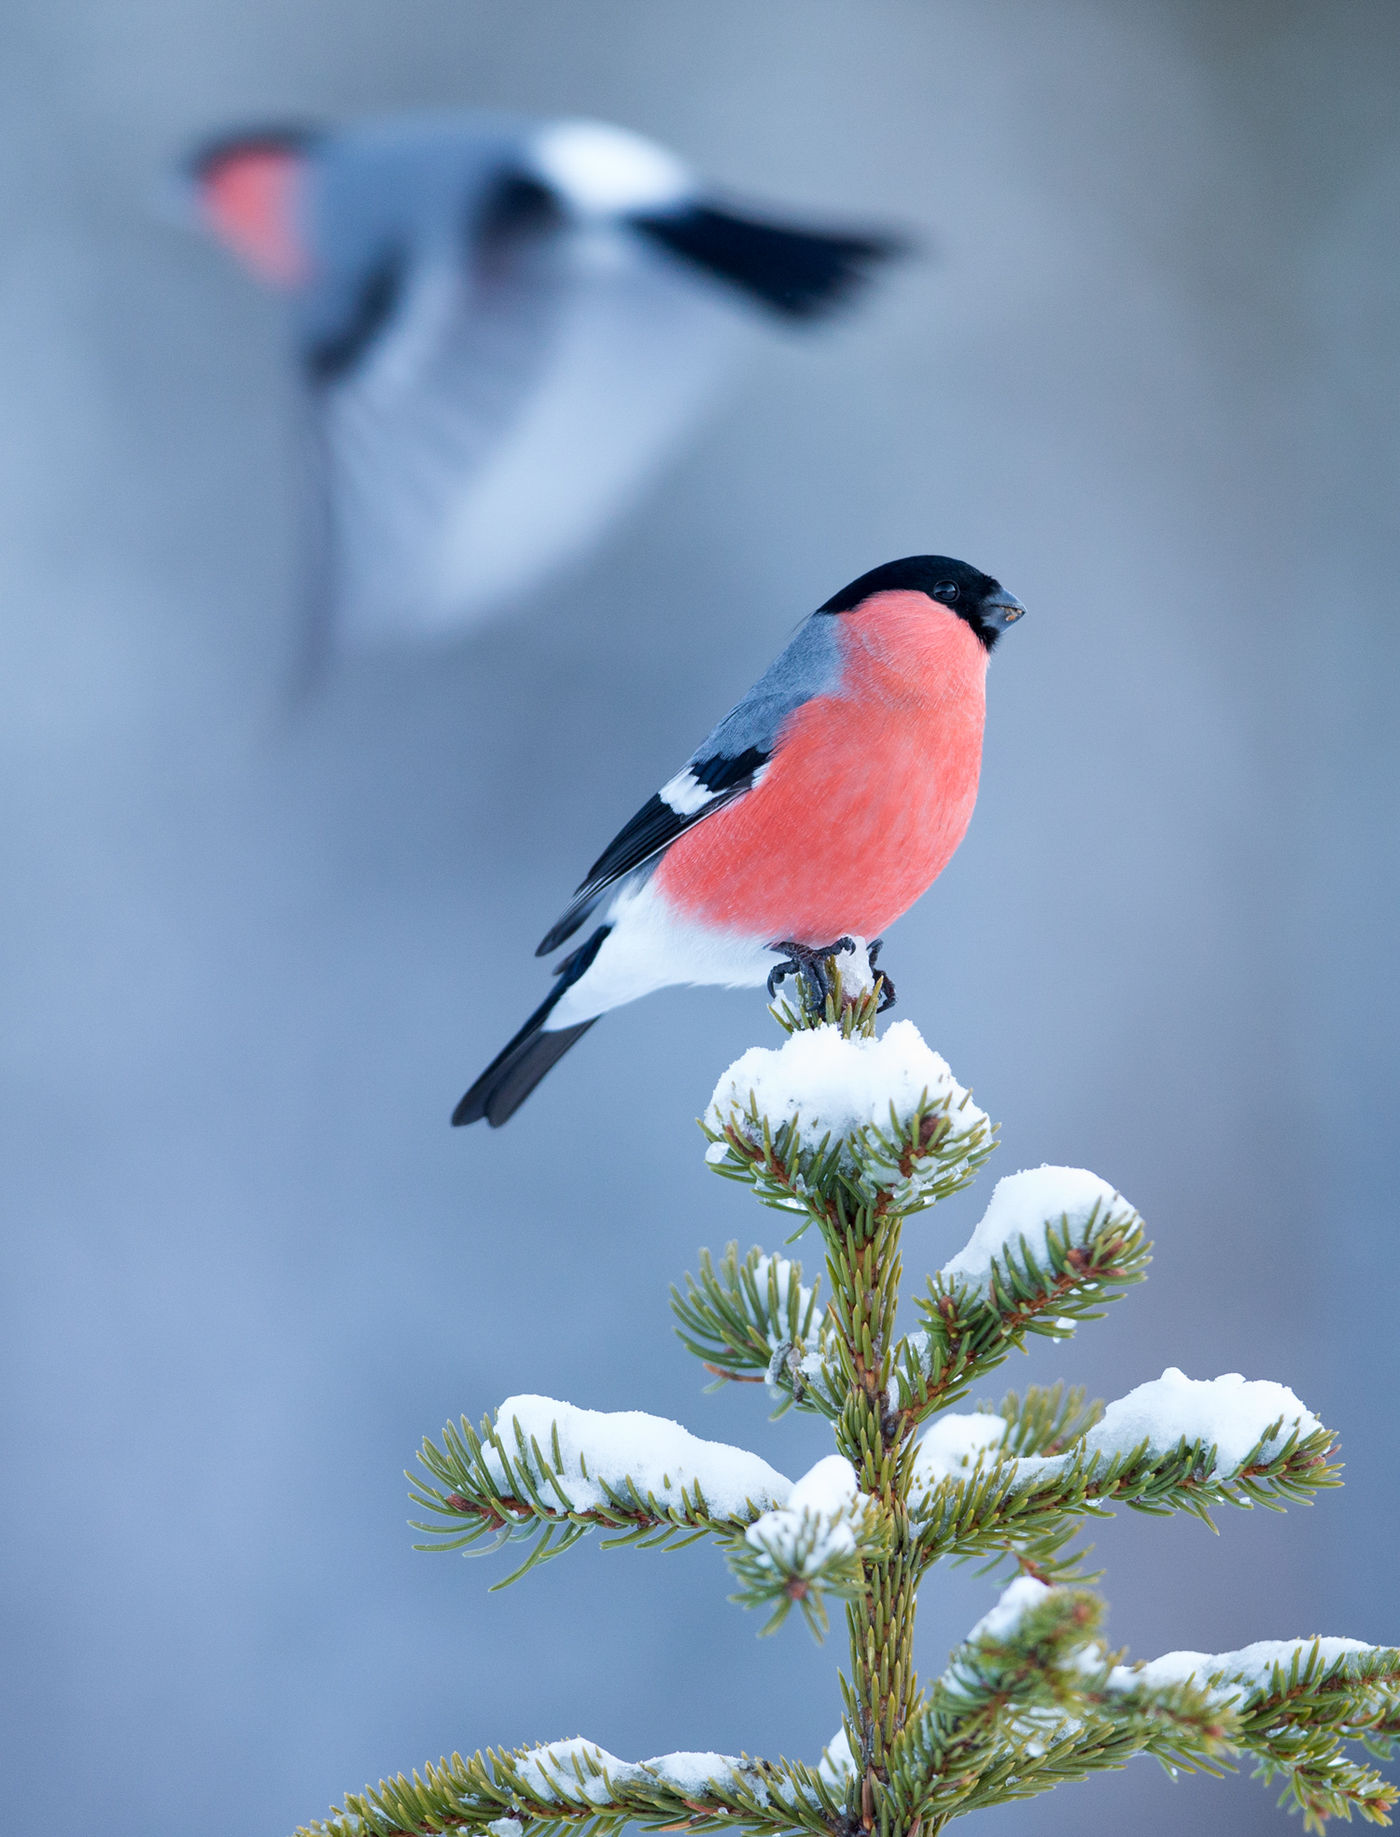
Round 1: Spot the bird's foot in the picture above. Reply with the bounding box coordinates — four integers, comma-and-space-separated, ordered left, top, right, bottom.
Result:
868, 937, 897, 1014
767, 936, 857, 1022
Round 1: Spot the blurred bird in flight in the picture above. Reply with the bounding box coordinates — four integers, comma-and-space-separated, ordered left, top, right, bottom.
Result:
184, 113, 905, 658
454, 555, 1025, 1126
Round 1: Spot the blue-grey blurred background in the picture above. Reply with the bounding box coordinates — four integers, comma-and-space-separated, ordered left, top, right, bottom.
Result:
1, 3, 1397, 1832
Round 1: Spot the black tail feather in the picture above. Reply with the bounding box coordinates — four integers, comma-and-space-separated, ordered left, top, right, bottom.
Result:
452, 927, 609, 1128
631, 202, 908, 320
452, 1014, 597, 1127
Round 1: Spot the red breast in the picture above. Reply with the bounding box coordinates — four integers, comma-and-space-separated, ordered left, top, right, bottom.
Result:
654, 590, 988, 940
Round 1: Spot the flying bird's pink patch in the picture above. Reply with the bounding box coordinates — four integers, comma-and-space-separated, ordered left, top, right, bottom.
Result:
198, 145, 310, 287
655, 592, 989, 942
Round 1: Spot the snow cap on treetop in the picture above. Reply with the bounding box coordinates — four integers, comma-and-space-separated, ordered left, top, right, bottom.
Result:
705, 1019, 990, 1209
706, 1019, 982, 1150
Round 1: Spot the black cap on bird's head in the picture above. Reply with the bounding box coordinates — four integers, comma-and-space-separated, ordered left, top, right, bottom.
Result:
818, 554, 1026, 650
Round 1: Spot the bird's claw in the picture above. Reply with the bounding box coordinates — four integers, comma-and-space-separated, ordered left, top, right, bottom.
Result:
868, 937, 896, 1013
767, 937, 857, 1016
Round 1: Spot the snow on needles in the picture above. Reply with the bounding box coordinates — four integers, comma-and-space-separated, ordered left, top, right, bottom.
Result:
910, 1410, 1009, 1489
1081, 1368, 1321, 1469
966, 1575, 1056, 1644
489, 1396, 790, 1519
817, 1728, 855, 1788
745, 1454, 868, 1573
513, 1738, 766, 1806
749, 1251, 819, 1350
706, 1020, 989, 1201
939, 1165, 1130, 1293
910, 1371, 1324, 1510
942, 1579, 1104, 1698
1115, 1637, 1379, 1703
943, 1589, 1381, 1715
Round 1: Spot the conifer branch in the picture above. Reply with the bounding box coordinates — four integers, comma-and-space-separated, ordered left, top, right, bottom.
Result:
724, 1462, 892, 1638
885, 1581, 1237, 1825
1217, 1643, 1400, 1830
412, 1404, 785, 1585
984, 1634, 1400, 1834
892, 1199, 1150, 1428
294, 1740, 842, 1837
911, 1417, 1341, 1572
885, 1581, 1343, 1825
671, 1244, 839, 1417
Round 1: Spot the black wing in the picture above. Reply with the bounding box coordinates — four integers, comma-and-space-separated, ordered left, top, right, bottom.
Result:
536, 745, 768, 957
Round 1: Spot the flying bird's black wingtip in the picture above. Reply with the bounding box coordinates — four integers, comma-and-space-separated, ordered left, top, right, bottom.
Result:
631, 202, 912, 321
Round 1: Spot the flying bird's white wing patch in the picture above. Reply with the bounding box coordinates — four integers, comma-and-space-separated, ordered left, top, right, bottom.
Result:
531, 119, 691, 215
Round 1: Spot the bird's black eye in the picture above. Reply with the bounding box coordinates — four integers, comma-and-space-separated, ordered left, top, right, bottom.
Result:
935, 581, 959, 602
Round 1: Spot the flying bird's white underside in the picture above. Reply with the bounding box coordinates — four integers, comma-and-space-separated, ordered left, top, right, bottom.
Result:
321, 224, 746, 645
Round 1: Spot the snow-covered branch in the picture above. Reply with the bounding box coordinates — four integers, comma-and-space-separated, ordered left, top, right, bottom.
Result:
295, 1736, 845, 1837
413, 1397, 791, 1582
885, 1577, 1231, 1825
725, 1455, 889, 1637
911, 1370, 1339, 1573
887, 1579, 1400, 1834
1111, 1638, 1400, 1830
894, 1167, 1150, 1426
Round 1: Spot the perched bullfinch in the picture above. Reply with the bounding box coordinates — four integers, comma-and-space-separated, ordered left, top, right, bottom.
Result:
183, 113, 904, 656
455, 555, 1025, 1127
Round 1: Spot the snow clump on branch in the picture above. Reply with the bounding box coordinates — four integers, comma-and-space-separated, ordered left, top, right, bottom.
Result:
1079, 1367, 1321, 1469
745, 1454, 869, 1571
910, 1410, 1010, 1488
910, 1370, 1323, 1508
705, 1019, 990, 1204
513, 1738, 766, 1805
489, 1396, 791, 1518
816, 1728, 855, 1788
965, 1574, 1059, 1644
938, 1165, 1132, 1293
1112, 1637, 1379, 1703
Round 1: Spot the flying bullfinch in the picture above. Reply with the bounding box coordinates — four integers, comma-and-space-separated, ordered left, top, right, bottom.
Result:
455, 555, 1025, 1127
183, 113, 904, 656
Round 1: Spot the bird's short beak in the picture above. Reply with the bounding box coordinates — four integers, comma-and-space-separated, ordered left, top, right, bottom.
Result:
983, 591, 1026, 632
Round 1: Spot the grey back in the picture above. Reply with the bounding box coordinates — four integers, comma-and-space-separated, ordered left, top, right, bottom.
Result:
687, 609, 844, 768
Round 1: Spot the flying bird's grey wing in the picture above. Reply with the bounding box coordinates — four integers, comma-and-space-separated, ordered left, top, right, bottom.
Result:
536, 612, 843, 955
305, 171, 574, 648
306, 162, 746, 650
